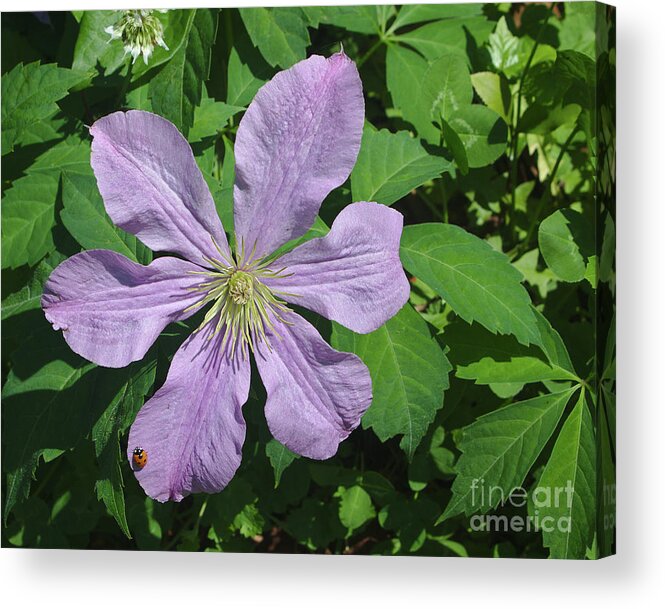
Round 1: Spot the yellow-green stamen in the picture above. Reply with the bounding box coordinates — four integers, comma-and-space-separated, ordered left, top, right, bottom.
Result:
185, 237, 295, 358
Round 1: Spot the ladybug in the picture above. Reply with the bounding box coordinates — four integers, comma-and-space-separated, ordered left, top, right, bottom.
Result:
132, 446, 148, 469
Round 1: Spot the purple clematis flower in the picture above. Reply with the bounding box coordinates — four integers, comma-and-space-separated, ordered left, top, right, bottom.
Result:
42, 52, 409, 502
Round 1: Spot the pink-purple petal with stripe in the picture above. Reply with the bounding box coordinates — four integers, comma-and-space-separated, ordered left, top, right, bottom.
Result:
42, 250, 204, 368
233, 52, 364, 259
127, 325, 251, 502
255, 312, 372, 460
265, 201, 410, 334
91, 110, 230, 266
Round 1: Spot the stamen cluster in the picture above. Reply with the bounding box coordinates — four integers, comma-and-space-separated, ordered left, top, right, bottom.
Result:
186, 239, 294, 358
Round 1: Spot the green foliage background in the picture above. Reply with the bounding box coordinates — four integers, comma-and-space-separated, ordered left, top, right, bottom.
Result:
1, 3, 615, 558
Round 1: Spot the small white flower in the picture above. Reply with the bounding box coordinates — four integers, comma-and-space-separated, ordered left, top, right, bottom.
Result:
105, 9, 169, 65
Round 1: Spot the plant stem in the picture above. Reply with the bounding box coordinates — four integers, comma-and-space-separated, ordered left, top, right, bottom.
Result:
509, 8, 554, 216
520, 126, 578, 254
357, 38, 384, 69
439, 181, 449, 223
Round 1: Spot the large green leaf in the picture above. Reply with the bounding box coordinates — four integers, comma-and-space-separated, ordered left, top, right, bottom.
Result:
390, 3, 483, 31
423, 54, 473, 121
331, 304, 451, 459
447, 105, 508, 168
71, 10, 126, 77
385, 43, 439, 143
60, 172, 149, 263
536, 392, 596, 558
538, 208, 595, 283
1, 62, 85, 154
443, 321, 578, 387
392, 16, 493, 62
28, 137, 91, 176
531, 307, 576, 374
400, 224, 540, 346
303, 5, 387, 34
149, 9, 218, 135
225, 36, 270, 107
440, 388, 576, 521
457, 357, 577, 386
239, 7, 310, 68
351, 127, 451, 206
1, 171, 60, 270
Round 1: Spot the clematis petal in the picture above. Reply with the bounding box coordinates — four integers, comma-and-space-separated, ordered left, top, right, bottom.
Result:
255, 312, 372, 460
233, 52, 364, 259
265, 201, 410, 334
42, 250, 204, 368
90, 110, 229, 266
127, 325, 250, 502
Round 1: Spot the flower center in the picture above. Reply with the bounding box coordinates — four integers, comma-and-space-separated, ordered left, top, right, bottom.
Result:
185, 238, 293, 358
228, 271, 253, 305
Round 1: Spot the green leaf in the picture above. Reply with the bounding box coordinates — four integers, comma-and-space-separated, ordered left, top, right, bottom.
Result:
351, 127, 451, 206
447, 105, 508, 168
226, 41, 269, 108
28, 137, 91, 176
538, 208, 595, 282
488, 16, 520, 73
1, 170, 60, 269
188, 97, 244, 143
265, 439, 298, 488
393, 17, 493, 62
471, 71, 511, 122
443, 320, 578, 386
440, 388, 576, 521
1, 61, 85, 154
423, 54, 473, 120
536, 392, 596, 558
378, 492, 439, 553
400, 223, 540, 346
457, 357, 578, 385
531, 308, 576, 374
92, 357, 157, 538
519, 103, 581, 136
149, 9, 218, 135
1, 253, 63, 321
390, 3, 483, 31
385, 44, 439, 143
303, 5, 387, 34
126, 82, 152, 111
331, 304, 451, 458
2, 327, 96, 518
338, 486, 375, 533
441, 118, 468, 174
71, 10, 126, 78
60, 172, 146, 262
285, 497, 346, 550
513, 248, 557, 299
239, 7, 309, 68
